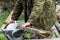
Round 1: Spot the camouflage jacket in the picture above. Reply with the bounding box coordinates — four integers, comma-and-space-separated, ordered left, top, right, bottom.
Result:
28, 0, 57, 31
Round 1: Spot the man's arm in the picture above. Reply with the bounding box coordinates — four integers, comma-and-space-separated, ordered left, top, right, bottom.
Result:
21, 11, 41, 29
11, 0, 23, 20
24, 0, 34, 22
21, 1, 44, 29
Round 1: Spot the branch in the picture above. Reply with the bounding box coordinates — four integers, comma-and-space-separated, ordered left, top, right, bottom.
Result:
25, 27, 51, 38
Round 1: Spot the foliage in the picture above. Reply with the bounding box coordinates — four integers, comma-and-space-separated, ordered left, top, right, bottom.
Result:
0, 34, 6, 40
24, 31, 30, 39
0, 10, 9, 27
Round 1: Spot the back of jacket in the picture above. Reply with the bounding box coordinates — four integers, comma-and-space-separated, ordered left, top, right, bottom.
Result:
28, 0, 57, 31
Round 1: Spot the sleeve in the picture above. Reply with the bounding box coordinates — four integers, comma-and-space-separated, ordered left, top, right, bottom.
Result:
24, 0, 34, 22
11, 0, 23, 20
27, 11, 39, 24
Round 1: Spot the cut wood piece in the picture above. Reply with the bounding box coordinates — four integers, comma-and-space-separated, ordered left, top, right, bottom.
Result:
19, 26, 51, 37
25, 27, 51, 34
25, 27, 51, 38
1, 10, 14, 29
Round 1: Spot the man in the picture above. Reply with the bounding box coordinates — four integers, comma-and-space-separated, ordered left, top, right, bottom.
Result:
21, 0, 57, 38
7, 0, 57, 38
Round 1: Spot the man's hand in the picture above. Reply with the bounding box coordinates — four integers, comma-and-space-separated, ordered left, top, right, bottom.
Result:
21, 22, 30, 30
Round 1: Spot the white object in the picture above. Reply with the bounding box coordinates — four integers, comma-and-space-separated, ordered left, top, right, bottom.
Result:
56, 5, 60, 9
6, 22, 19, 30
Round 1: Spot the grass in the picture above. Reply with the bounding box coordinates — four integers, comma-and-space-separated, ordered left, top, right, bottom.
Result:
0, 34, 6, 40
0, 10, 9, 27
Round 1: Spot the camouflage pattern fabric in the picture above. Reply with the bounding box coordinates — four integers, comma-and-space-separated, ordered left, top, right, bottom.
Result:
11, 0, 24, 20
28, 0, 57, 31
